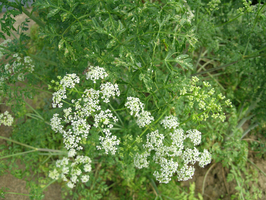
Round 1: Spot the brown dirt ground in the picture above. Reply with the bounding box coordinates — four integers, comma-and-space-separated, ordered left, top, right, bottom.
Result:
1, 5, 266, 200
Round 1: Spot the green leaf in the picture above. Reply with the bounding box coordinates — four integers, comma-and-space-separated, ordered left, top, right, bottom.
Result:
106, 39, 116, 49
165, 51, 193, 70
70, 24, 79, 34
0, 32, 6, 40
32, 1, 50, 9
47, 8, 60, 18
139, 73, 153, 92
70, 2, 80, 12
58, 39, 65, 50
60, 12, 70, 22
75, 30, 85, 41
175, 54, 193, 70
66, 0, 74, 6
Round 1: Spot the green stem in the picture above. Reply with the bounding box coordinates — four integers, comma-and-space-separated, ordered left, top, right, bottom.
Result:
24, 101, 44, 120
4, 192, 33, 196
192, 60, 240, 76
42, 180, 56, 191
243, 4, 266, 57
202, 163, 216, 195
0, 0, 46, 28
0, 150, 36, 160
29, 54, 58, 66
248, 159, 266, 177
129, 107, 169, 148
179, 109, 208, 126
113, 107, 127, 112
108, 103, 124, 126
0, 136, 62, 153
216, 13, 243, 28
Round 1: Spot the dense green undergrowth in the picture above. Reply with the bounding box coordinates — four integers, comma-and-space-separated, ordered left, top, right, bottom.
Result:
0, 0, 265, 199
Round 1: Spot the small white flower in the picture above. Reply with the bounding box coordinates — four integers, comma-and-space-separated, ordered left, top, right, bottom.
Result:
49, 169, 60, 180
60, 74, 80, 89
134, 151, 150, 169
144, 130, 164, 152
62, 166, 69, 174
72, 168, 82, 176
68, 149, 76, 157
100, 82, 120, 103
52, 89, 67, 108
55, 160, 62, 168
125, 97, 144, 117
98, 129, 120, 155
50, 113, 64, 133
86, 66, 108, 83
17, 73, 24, 81
93, 109, 118, 128
161, 115, 179, 130
13, 53, 18, 58
0, 111, 14, 126
186, 129, 201, 146
84, 163, 92, 172
61, 157, 69, 165
5, 63, 12, 73
199, 149, 212, 168
67, 181, 75, 188
177, 165, 195, 181
136, 110, 154, 128
81, 175, 90, 183
182, 147, 200, 165
83, 156, 91, 164
24, 56, 32, 64
70, 175, 78, 183
153, 158, 178, 183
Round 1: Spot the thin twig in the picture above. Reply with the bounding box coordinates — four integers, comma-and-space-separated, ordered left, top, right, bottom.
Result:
222, 167, 230, 194
202, 163, 216, 195
248, 159, 266, 177
192, 60, 240, 76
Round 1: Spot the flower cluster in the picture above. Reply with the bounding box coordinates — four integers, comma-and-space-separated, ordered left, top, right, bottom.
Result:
134, 115, 211, 183
85, 66, 108, 83
97, 129, 120, 155
125, 97, 154, 128
100, 82, 120, 103
50, 66, 120, 153
180, 77, 232, 122
0, 39, 11, 59
1, 52, 34, 83
49, 149, 92, 188
51, 74, 80, 108
0, 111, 14, 126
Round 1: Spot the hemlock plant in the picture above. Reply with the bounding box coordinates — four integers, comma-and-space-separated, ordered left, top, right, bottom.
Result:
47, 67, 217, 186
0, 0, 264, 199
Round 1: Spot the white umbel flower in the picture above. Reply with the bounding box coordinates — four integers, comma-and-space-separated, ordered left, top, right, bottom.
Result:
60, 74, 80, 89
198, 149, 212, 168
67, 181, 75, 188
125, 97, 144, 117
0, 111, 14, 126
49, 155, 92, 188
86, 66, 108, 83
97, 129, 120, 155
136, 110, 154, 128
186, 129, 201, 146
161, 115, 179, 130
134, 151, 150, 169
100, 82, 120, 103
81, 175, 90, 183
177, 165, 195, 181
